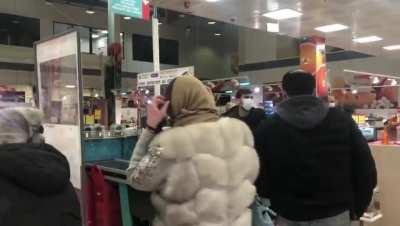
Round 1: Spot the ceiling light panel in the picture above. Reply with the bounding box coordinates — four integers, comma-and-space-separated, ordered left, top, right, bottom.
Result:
263, 9, 302, 20
353, 36, 383, 43
383, 45, 400, 51
267, 23, 279, 33
315, 24, 349, 33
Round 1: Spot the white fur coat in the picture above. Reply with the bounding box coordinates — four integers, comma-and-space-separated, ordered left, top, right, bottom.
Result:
127, 118, 260, 226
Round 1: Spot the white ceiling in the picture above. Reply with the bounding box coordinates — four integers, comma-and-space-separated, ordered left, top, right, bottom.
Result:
153, 0, 400, 58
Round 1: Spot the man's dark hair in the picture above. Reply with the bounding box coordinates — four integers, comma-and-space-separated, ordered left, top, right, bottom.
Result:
235, 89, 252, 99
282, 70, 316, 96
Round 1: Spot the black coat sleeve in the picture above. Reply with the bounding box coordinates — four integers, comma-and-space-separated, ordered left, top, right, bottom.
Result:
254, 120, 269, 198
349, 119, 377, 219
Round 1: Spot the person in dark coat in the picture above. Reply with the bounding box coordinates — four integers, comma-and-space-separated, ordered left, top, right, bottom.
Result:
223, 88, 265, 134
255, 70, 377, 226
0, 108, 81, 226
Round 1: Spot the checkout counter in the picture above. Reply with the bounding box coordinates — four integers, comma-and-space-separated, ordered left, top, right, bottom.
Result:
356, 113, 400, 226
365, 143, 400, 226
83, 128, 139, 226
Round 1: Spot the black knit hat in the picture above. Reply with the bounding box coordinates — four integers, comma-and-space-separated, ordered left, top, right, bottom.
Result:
282, 70, 316, 96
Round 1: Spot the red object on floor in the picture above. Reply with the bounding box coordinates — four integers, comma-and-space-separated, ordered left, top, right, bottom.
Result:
85, 166, 122, 226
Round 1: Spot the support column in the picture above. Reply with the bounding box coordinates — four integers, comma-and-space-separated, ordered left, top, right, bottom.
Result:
152, 8, 160, 72
152, 7, 161, 95
300, 36, 328, 97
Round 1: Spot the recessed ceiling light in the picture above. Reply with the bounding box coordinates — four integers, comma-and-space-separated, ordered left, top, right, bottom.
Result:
85, 9, 95, 15
263, 9, 302, 20
383, 45, 400, 51
214, 33, 222, 36
91, 34, 99, 38
315, 24, 349, 33
101, 30, 108, 34
267, 23, 279, 33
123, 16, 131, 20
208, 21, 216, 25
353, 36, 383, 43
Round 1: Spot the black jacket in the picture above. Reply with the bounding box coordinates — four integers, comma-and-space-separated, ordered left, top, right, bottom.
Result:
223, 105, 265, 134
0, 143, 81, 226
255, 95, 377, 221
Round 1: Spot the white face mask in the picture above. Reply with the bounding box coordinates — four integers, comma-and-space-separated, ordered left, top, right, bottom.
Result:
241, 98, 253, 111
329, 102, 336, 108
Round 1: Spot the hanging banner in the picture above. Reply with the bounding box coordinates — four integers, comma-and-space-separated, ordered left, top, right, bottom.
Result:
300, 36, 328, 97
35, 31, 83, 189
111, 0, 150, 20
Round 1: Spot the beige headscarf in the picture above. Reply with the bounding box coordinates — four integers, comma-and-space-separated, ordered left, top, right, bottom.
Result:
170, 75, 219, 127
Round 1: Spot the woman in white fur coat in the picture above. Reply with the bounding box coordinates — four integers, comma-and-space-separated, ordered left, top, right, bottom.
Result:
127, 75, 259, 226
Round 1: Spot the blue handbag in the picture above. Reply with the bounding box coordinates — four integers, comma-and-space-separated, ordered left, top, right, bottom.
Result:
251, 195, 276, 226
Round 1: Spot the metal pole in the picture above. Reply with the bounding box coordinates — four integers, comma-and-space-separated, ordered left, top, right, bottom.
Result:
152, 7, 161, 96
107, 0, 116, 44
152, 7, 160, 72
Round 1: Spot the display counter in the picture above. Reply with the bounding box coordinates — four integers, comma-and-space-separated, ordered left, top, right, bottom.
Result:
366, 143, 400, 226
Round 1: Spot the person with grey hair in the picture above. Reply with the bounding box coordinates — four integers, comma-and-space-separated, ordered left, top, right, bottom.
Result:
0, 107, 81, 226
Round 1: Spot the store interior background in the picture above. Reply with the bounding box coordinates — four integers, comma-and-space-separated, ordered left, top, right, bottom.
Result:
2, 0, 400, 104
1, 0, 400, 226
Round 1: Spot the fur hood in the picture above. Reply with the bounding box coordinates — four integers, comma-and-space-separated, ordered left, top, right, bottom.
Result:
128, 118, 259, 226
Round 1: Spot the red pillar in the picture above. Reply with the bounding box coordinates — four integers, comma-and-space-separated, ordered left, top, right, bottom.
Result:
300, 36, 328, 97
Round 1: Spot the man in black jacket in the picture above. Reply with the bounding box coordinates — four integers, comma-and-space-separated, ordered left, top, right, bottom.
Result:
0, 108, 81, 226
223, 88, 265, 134
255, 70, 377, 226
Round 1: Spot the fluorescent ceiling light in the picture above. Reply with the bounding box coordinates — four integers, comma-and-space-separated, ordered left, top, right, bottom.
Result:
101, 30, 108, 34
315, 24, 349, 33
263, 9, 302, 20
240, 82, 251, 86
91, 34, 99, 38
214, 33, 221, 36
85, 9, 95, 15
383, 45, 400, 51
206, 0, 219, 2
65, 85, 76, 89
208, 21, 216, 25
123, 16, 131, 20
267, 23, 279, 33
353, 36, 383, 43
